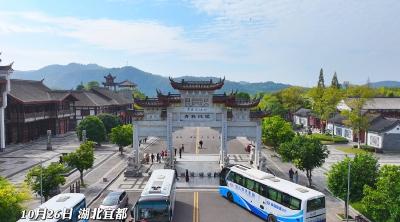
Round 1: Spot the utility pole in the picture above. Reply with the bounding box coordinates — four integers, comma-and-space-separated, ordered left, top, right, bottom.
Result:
40, 159, 43, 204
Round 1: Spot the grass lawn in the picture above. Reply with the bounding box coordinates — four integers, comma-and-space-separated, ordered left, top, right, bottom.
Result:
335, 146, 368, 154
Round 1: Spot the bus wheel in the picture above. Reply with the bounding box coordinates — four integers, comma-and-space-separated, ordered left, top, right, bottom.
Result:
227, 192, 234, 202
267, 214, 277, 222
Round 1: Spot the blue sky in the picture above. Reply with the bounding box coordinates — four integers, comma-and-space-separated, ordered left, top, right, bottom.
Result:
0, 0, 400, 86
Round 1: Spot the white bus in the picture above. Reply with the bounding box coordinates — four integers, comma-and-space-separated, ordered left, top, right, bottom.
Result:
220, 165, 326, 222
18, 193, 88, 222
131, 169, 176, 222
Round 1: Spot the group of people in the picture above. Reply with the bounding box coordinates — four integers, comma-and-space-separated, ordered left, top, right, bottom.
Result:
288, 168, 299, 184
144, 150, 169, 164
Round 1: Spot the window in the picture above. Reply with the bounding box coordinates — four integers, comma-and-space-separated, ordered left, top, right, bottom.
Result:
290, 198, 301, 210
258, 184, 268, 197
245, 178, 255, 191
268, 188, 281, 203
227, 172, 235, 182
307, 197, 325, 212
234, 173, 243, 186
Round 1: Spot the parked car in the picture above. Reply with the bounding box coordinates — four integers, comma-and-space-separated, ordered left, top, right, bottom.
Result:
99, 190, 129, 212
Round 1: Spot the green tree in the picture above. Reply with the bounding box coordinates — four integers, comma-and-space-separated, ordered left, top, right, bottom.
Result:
25, 163, 66, 201
132, 88, 146, 99
258, 94, 287, 117
85, 81, 100, 90
76, 82, 85, 90
64, 141, 95, 185
331, 72, 340, 89
362, 165, 400, 222
0, 177, 31, 222
279, 136, 329, 187
235, 92, 251, 100
308, 87, 343, 132
109, 124, 133, 155
76, 116, 106, 144
98, 113, 121, 134
341, 86, 376, 148
327, 153, 378, 218
279, 86, 307, 121
262, 116, 295, 151
318, 68, 325, 88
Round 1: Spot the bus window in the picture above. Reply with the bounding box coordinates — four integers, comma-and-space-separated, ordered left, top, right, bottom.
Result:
245, 178, 254, 190
227, 171, 235, 182
290, 197, 301, 210
220, 168, 230, 186
307, 197, 325, 212
234, 173, 243, 187
258, 184, 268, 197
268, 188, 282, 203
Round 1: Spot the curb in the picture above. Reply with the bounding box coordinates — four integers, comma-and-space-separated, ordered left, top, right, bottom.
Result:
88, 163, 127, 207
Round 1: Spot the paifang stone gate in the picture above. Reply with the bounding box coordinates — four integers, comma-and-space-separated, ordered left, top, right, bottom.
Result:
125, 77, 267, 177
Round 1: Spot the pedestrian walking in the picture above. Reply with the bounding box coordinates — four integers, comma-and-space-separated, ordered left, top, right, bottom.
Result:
199, 140, 203, 149
161, 150, 164, 159
185, 169, 189, 182
145, 153, 149, 164
151, 153, 154, 163
175, 169, 179, 181
156, 153, 160, 163
294, 170, 299, 184
174, 148, 177, 156
179, 148, 182, 159
289, 168, 294, 182
181, 144, 184, 152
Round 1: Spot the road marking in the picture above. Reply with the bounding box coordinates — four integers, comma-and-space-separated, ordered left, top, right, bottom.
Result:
193, 192, 199, 222
195, 127, 200, 154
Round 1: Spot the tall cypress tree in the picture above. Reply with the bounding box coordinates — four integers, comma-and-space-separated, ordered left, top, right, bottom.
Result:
331, 72, 340, 89
318, 68, 325, 88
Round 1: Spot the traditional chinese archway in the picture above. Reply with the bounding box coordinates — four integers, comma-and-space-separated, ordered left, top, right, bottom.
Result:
125, 77, 267, 177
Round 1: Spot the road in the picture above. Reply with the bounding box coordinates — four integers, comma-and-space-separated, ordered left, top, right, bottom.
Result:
91, 190, 264, 222
90, 126, 344, 221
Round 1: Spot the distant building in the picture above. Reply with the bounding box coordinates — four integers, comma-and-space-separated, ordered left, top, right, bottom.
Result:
102, 73, 136, 92
367, 117, 400, 152
293, 108, 321, 129
72, 86, 134, 125
337, 97, 400, 118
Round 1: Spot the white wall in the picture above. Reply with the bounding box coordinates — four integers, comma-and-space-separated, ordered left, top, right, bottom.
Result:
368, 132, 382, 148
294, 116, 308, 127
386, 124, 400, 134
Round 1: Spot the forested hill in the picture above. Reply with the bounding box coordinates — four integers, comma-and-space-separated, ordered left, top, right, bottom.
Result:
13, 63, 291, 96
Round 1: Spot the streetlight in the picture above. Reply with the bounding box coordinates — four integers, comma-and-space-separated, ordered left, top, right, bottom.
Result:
40, 158, 43, 204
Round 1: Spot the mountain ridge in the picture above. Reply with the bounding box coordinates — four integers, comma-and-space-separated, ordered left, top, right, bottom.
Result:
12, 63, 291, 96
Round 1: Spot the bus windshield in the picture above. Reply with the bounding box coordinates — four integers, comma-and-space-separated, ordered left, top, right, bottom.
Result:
307, 197, 325, 212
137, 200, 169, 222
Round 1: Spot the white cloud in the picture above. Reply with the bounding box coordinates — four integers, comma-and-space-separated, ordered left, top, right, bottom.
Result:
0, 11, 226, 60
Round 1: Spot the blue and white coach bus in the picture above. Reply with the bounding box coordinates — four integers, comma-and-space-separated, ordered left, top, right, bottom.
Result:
18, 193, 88, 222
220, 165, 326, 222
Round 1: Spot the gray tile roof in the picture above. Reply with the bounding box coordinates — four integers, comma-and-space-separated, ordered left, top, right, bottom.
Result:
72, 87, 133, 107
363, 98, 400, 110
368, 116, 400, 133
9, 79, 75, 104
294, 108, 314, 117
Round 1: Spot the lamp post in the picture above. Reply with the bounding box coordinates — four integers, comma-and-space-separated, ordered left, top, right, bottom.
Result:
40, 158, 43, 204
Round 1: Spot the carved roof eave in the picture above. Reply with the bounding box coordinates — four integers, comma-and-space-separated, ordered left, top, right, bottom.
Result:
225, 98, 261, 108
156, 89, 181, 103
0, 62, 14, 71
250, 110, 269, 119
134, 98, 168, 107
169, 77, 225, 90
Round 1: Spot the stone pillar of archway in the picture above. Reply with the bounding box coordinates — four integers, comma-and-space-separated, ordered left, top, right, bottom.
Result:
166, 112, 174, 168
124, 121, 142, 177
254, 121, 262, 169
220, 109, 228, 167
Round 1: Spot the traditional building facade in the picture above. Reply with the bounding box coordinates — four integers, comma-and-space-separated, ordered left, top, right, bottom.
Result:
5, 79, 77, 144
0, 60, 12, 151
293, 108, 321, 129
126, 77, 267, 176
